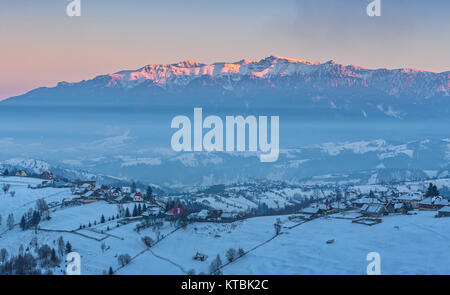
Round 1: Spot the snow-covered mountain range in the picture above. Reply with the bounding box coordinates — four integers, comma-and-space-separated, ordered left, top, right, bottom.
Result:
4, 56, 449, 104
101, 56, 449, 97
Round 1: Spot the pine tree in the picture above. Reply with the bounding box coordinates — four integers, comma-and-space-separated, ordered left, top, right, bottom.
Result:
65, 241, 72, 254
100, 214, 106, 223
51, 248, 58, 264
57, 236, 65, 257
125, 207, 131, 218
108, 266, 114, 275
146, 186, 153, 201
20, 215, 27, 231
131, 181, 137, 193
132, 205, 138, 217
7, 213, 14, 230
425, 183, 440, 198
31, 210, 40, 227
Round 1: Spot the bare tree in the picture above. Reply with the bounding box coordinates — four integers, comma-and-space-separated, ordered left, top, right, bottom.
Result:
6, 213, 14, 230
226, 248, 237, 263
57, 236, 65, 257
2, 184, 10, 194
274, 218, 282, 235
118, 254, 131, 267
142, 236, 154, 248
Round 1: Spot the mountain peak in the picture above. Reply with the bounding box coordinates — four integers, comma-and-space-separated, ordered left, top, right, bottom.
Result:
261, 55, 320, 65
172, 60, 204, 68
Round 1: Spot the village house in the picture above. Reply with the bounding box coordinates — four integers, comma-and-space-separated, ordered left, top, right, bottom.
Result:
79, 183, 95, 191
330, 201, 351, 211
361, 204, 387, 217
352, 197, 384, 208
188, 210, 209, 221
221, 212, 239, 220
166, 207, 187, 216
132, 192, 144, 202
386, 201, 408, 214
419, 196, 449, 211
122, 186, 131, 194
146, 205, 162, 216
15, 170, 28, 177
53, 181, 71, 188
40, 171, 54, 180
299, 205, 324, 217
107, 187, 121, 199
209, 209, 223, 219
436, 206, 450, 218
393, 193, 422, 209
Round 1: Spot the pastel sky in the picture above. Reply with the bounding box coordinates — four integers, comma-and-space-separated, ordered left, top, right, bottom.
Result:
0, 0, 449, 100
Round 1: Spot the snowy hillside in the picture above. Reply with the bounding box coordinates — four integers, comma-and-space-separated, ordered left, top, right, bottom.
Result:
1, 175, 449, 275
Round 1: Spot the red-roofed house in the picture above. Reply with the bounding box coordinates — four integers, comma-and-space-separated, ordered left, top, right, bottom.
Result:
166, 207, 187, 216
132, 192, 144, 202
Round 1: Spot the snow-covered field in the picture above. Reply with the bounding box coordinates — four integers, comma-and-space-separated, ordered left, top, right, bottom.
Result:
115, 212, 450, 275
224, 211, 450, 275
1, 176, 450, 275
0, 177, 72, 232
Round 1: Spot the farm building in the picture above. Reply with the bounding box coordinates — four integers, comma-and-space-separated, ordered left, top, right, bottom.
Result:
166, 207, 187, 216
221, 212, 239, 220
361, 204, 387, 217
352, 197, 384, 208
419, 197, 449, 210
79, 183, 95, 190
54, 181, 71, 188
299, 206, 321, 216
393, 193, 422, 209
193, 252, 208, 262
188, 210, 209, 220
436, 206, 450, 218
386, 202, 408, 214
40, 171, 54, 180
122, 186, 131, 194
